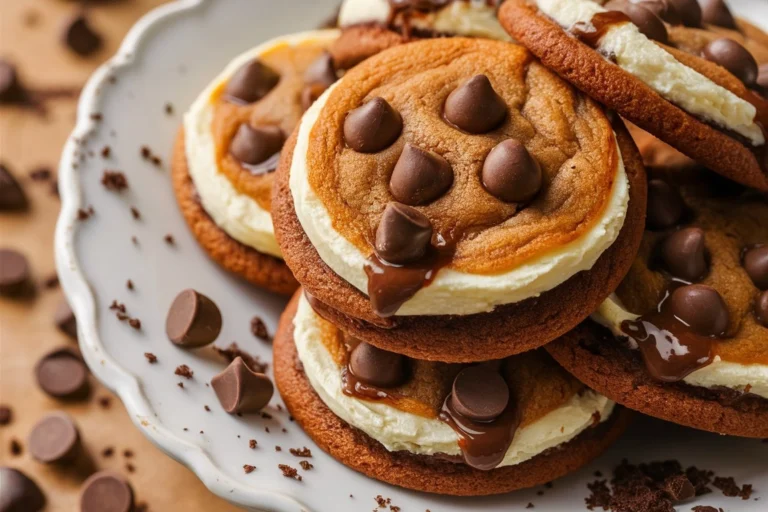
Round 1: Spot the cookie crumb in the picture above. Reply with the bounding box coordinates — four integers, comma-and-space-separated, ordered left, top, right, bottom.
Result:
278, 464, 302, 481
175, 365, 193, 379
164, 103, 174, 115
101, 146, 111, 158
299, 460, 313, 471
249, 439, 257, 449
144, 353, 157, 364
251, 316, 270, 341
243, 464, 255, 474
130, 207, 141, 220
128, 318, 141, 330
101, 170, 128, 191
126, 279, 134, 290
289, 447, 312, 458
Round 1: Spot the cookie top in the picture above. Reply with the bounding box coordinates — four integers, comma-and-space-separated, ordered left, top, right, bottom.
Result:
499, 0, 768, 191
286, 37, 633, 318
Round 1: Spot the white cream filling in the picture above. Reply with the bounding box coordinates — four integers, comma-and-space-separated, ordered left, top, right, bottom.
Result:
183, 30, 341, 259
289, 81, 630, 316
294, 294, 615, 468
338, 0, 511, 40
593, 295, 768, 399
534, 0, 764, 146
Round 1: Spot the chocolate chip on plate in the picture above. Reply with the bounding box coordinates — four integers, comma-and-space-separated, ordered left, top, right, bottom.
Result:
660, 227, 708, 282
80, 471, 134, 512
702, 38, 758, 86
229, 124, 284, 166
668, 284, 729, 337
349, 341, 408, 388
604, 0, 668, 43
756, 291, 768, 327
646, 179, 684, 230
343, 97, 402, 153
374, 202, 433, 264
743, 246, 768, 290
35, 348, 89, 400
304, 51, 337, 88
62, 14, 103, 57
0, 467, 46, 512
482, 139, 542, 203
224, 59, 280, 104
0, 249, 30, 296
666, 0, 702, 27
28, 411, 81, 464
700, 0, 737, 29
211, 357, 273, 414
451, 364, 510, 422
0, 163, 28, 211
165, 289, 222, 348
444, 74, 506, 134
390, 144, 453, 206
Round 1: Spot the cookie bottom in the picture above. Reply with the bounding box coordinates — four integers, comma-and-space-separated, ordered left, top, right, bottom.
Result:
171, 130, 298, 295
274, 296, 633, 496
547, 322, 768, 438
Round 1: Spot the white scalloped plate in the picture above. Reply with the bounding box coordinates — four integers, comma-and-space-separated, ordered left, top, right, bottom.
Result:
55, 1, 768, 510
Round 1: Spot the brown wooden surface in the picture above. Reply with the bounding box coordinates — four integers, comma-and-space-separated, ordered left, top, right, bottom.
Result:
0, 1, 240, 510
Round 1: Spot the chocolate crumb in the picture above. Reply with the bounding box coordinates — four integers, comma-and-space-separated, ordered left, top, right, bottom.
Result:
213, 343, 267, 373
144, 353, 157, 364
299, 460, 313, 471
243, 464, 255, 474
177, 382, 184, 389
101, 146, 111, 158
109, 300, 126, 313
164, 103, 174, 115
101, 170, 128, 191
128, 318, 141, 330
275, 446, 282, 452
77, 207, 93, 220
10, 438, 22, 456
251, 316, 270, 341
164, 234, 175, 245
289, 447, 312, 458
130, 207, 141, 220
204, 405, 211, 412
278, 464, 302, 481
249, 439, 257, 449
175, 365, 193, 379
261, 412, 273, 420
131, 236, 138, 245
713, 477, 752, 499
126, 279, 134, 290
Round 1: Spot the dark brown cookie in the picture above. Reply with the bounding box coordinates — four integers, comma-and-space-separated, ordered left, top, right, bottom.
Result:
171, 131, 298, 295
274, 294, 633, 495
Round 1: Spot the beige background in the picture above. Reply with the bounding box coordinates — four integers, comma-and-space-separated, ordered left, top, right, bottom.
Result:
0, 1, 239, 509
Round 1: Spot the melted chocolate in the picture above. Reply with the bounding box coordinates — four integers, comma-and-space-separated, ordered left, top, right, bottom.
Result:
571, 11, 631, 49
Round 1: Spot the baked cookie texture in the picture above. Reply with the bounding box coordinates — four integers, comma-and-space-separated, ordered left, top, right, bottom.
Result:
274, 293, 633, 495
499, 0, 768, 192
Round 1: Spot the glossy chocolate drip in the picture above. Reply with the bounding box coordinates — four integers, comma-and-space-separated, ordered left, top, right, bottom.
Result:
341, 337, 402, 403
438, 390, 520, 471
620, 285, 716, 383
572, 11, 631, 48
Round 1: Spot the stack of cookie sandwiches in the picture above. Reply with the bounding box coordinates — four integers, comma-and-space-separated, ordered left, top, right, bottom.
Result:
271, 35, 646, 494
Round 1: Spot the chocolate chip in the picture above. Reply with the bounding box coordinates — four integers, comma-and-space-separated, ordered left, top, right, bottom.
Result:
646, 179, 684, 230
225, 59, 280, 104
35, 348, 89, 400
304, 51, 337, 88
349, 341, 408, 388
702, 38, 758, 86
62, 14, 102, 57
0, 249, 29, 296
660, 227, 708, 282
482, 139, 542, 203
0, 467, 46, 512
211, 357, 274, 414
758, 63, 768, 91
229, 124, 284, 166
666, 0, 702, 27
0, 59, 23, 104
0, 163, 27, 211
80, 471, 134, 512
28, 412, 81, 463
743, 246, 768, 290
604, 0, 668, 43
635, 0, 682, 25
165, 289, 222, 348
390, 144, 453, 205
374, 202, 433, 264
668, 284, 729, 336
700, 0, 737, 29
755, 291, 768, 327
444, 75, 506, 134
450, 364, 510, 422
343, 97, 402, 153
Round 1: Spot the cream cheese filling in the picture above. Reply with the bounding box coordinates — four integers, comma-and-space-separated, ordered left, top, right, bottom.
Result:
183, 30, 341, 259
294, 294, 615, 468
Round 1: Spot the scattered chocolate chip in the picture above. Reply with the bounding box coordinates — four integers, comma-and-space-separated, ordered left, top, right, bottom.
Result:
756, 291, 768, 327
35, 348, 89, 400
62, 14, 103, 57
213, 343, 268, 373
0, 405, 11, 426
225, 59, 280, 104
211, 357, 273, 414
304, 51, 337, 88
390, 144, 453, 206
444, 75, 506, 134
0, 59, 25, 104
482, 139, 542, 203
250, 316, 269, 340
0, 163, 28, 211
243, 464, 256, 474
289, 447, 312, 457
165, 289, 222, 348
80, 471, 134, 512
299, 461, 313, 471
229, 124, 284, 166
700, 0, 737, 29
144, 353, 157, 364
0, 467, 46, 512
646, 179, 684, 230
666, 0, 702, 27
743, 246, 768, 290
660, 227, 708, 282
450, 364, 510, 422
702, 38, 758, 86
604, 0, 668, 43
54, 299, 77, 339
278, 464, 302, 481
174, 365, 193, 379
343, 97, 402, 153
0, 249, 29, 296
668, 284, 729, 336
374, 202, 432, 264
349, 341, 408, 388
28, 411, 80, 463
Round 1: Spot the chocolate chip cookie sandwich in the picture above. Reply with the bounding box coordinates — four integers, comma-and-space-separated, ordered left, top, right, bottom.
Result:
547, 168, 768, 438
274, 291, 631, 495
172, 30, 343, 294
272, 37, 647, 362
499, 0, 768, 191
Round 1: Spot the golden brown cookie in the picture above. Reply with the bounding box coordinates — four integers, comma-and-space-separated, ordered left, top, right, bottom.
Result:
499, 0, 768, 192
274, 293, 633, 495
